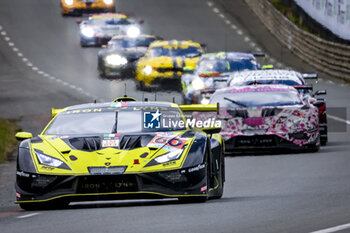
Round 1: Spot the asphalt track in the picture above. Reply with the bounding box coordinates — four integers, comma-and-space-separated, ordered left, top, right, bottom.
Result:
0, 0, 350, 232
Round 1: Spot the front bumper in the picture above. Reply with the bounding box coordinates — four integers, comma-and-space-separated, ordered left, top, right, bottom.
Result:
224, 133, 320, 152
81, 36, 112, 46
61, 2, 115, 15
99, 62, 136, 78
137, 70, 183, 86
15, 166, 207, 204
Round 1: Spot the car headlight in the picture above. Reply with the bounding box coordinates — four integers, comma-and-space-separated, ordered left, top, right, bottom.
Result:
103, 0, 114, 5
127, 26, 141, 38
155, 150, 183, 164
105, 54, 128, 67
35, 150, 70, 170
81, 27, 94, 38
142, 65, 153, 75
192, 78, 205, 91
64, 0, 74, 6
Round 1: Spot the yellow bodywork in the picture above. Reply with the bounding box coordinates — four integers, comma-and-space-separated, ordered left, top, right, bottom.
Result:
60, 0, 116, 15
136, 40, 203, 86
30, 103, 219, 176
15, 102, 224, 204
29, 132, 193, 176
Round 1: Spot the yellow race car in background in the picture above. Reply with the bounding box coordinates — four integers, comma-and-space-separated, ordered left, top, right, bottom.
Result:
135, 40, 204, 89
61, 0, 116, 16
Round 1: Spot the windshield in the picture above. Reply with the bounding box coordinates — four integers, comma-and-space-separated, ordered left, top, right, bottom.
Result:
197, 58, 259, 74
210, 89, 302, 108
149, 46, 202, 58
197, 59, 230, 74
89, 17, 132, 26
44, 108, 186, 135
109, 38, 156, 49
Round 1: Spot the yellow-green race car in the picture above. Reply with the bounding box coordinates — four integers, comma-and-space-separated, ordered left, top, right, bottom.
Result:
135, 40, 204, 90
15, 97, 225, 210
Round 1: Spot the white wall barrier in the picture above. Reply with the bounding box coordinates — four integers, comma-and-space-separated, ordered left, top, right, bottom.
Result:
294, 0, 350, 41
245, 0, 350, 81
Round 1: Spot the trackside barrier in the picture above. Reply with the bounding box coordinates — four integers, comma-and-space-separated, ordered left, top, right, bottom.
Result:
245, 0, 350, 82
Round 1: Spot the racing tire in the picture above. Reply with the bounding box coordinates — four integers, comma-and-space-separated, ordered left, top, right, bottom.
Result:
210, 148, 225, 199
80, 43, 88, 48
178, 152, 210, 203
320, 137, 328, 146
136, 81, 151, 91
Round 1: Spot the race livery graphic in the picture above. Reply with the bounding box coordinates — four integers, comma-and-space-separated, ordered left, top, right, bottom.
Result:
14, 98, 224, 210
227, 69, 328, 145
200, 85, 321, 152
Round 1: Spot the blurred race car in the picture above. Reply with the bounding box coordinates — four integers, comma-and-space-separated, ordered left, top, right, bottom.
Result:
136, 40, 204, 89
200, 85, 320, 152
61, 0, 116, 16
227, 69, 328, 145
97, 35, 160, 78
14, 97, 225, 210
78, 13, 143, 47
182, 52, 263, 104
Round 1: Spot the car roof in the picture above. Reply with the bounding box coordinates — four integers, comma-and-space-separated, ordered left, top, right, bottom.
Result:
201, 52, 256, 60
230, 69, 303, 81
217, 84, 298, 94
149, 40, 202, 49
64, 101, 176, 112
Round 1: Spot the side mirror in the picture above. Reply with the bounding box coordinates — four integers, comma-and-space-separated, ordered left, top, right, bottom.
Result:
202, 127, 221, 135
200, 43, 207, 49
252, 51, 265, 57
302, 72, 318, 80
138, 19, 144, 24
314, 90, 327, 96
15, 132, 33, 141
262, 64, 274, 70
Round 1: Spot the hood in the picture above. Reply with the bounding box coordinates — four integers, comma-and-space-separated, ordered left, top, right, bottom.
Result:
141, 56, 200, 69
101, 47, 147, 61
30, 131, 194, 175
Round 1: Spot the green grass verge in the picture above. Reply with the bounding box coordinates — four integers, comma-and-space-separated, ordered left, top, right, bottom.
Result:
269, 0, 311, 32
0, 119, 20, 163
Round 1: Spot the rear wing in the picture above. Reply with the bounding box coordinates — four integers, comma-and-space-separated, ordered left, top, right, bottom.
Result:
302, 72, 318, 80
51, 108, 65, 119
179, 103, 219, 114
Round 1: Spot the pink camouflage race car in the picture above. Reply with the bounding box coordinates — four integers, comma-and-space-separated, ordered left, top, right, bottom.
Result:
196, 84, 320, 153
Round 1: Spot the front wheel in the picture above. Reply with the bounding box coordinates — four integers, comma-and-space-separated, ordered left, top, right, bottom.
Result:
210, 148, 225, 199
